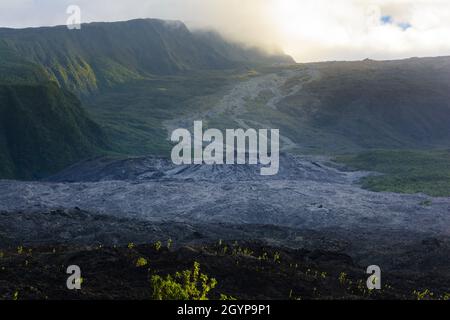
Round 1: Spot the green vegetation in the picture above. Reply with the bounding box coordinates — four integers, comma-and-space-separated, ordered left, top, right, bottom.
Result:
2, 21, 450, 180
0, 48, 52, 85
166, 239, 173, 250
154, 241, 162, 251
336, 149, 450, 197
136, 257, 149, 267
0, 43, 111, 179
2, 242, 449, 300
86, 71, 245, 156
151, 262, 217, 300
0, 20, 292, 96
0, 82, 109, 179
413, 289, 435, 300
0, 19, 293, 177
338, 272, 348, 285
245, 58, 450, 154
196, 58, 450, 155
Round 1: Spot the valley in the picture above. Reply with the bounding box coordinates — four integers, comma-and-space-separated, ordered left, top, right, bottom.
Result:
0, 19, 450, 300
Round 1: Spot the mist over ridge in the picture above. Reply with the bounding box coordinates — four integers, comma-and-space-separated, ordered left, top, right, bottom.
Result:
2, 0, 450, 62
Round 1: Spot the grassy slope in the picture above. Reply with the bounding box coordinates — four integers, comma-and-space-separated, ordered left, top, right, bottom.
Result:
176, 58, 450, 155
0, 82, 109, 179
85, 57, 450, 161
86, 70, 254, 156
0, 45, 53, 85
0, 44, 111, 180
336, 149, 450, 197
276, 58, 450, 153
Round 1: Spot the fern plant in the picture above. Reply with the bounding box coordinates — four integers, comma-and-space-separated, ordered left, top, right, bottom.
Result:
151, 262, 217, 300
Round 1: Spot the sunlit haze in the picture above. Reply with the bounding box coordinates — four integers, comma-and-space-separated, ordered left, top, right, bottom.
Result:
1, 0, 450, 62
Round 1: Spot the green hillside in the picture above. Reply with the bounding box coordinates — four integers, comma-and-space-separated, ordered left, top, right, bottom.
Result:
2, 19, 449, 183
87, 70, 254, 155
0, 19, 294, 179
84, 57, 450, 157
0, 44, 52, 85
336, 149, 450, 197
0, 82, 109, 179
0, 19, 294, 96
277, 58, 450, 152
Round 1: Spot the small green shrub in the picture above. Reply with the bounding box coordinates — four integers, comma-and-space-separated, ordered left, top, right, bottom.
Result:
338, 272, 347, 285
273, 252, 281, 263
136, 257, 148, 267
414, 289, 434, 300
151, 262, 217, 300
154, 241, 162, 251
220, 294, 237, 300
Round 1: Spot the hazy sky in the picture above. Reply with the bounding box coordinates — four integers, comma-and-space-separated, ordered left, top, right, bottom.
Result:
1, 0, 450, 62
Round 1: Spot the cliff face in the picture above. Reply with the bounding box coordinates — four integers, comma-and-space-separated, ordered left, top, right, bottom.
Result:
0, 82, 108, 179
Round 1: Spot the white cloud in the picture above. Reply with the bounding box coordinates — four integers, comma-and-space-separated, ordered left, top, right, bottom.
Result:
266, 0, 450, 61
1, 0, 450, 62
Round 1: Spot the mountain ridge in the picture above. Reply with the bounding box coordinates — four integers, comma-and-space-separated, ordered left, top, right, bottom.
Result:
0, 18, 294, 96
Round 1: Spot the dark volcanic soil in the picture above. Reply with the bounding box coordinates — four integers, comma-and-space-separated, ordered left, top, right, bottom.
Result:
1, 155, 449, 300
1, 242, 448, 300
1, 208, 450, 300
